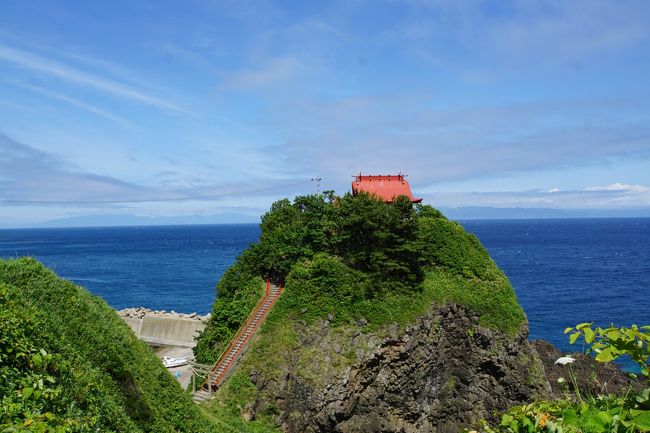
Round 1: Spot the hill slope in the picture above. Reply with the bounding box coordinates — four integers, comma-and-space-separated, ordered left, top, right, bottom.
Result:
0, 257, 218, 433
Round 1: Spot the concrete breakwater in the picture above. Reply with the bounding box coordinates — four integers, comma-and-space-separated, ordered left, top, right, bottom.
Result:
118, 307, 210, 389
117, 307, 209, 348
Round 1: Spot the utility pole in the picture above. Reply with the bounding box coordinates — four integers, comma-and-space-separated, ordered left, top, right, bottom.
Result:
310, 177, 322, 194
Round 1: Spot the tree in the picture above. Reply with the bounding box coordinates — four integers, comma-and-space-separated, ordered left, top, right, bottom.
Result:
337, 193, 424, 294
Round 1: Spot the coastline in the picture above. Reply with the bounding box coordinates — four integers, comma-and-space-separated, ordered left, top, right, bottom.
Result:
117, 307, 210, 389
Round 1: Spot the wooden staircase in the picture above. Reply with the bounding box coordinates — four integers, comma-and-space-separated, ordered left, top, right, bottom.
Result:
192, 280, 282, 403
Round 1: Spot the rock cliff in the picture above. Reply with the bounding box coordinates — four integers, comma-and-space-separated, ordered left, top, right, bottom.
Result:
237, 304, 549, 433
195, 194, 550, 432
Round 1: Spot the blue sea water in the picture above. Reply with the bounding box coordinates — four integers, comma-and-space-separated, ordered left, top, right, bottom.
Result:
0, 219, 648, 357
460, 218, 649, 354
0, 224, 260, 315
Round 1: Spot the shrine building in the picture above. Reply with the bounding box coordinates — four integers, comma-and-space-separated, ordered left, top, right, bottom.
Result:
351, 174, 422, 204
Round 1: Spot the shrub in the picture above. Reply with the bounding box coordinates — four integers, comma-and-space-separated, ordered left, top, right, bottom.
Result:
0, 258, 218, 433
477, 323, 650, 433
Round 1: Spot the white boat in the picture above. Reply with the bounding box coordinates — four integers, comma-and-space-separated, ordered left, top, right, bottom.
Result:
162, 356, 188, 368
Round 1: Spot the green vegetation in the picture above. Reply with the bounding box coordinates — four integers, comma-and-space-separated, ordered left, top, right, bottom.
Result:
200, 372, 281, 433
477, 323, 650, 433
0, 192, 527, 433
566, 324, 649, 377
196, 192, 524, 363
424, 267, 524, 334
0, 257, 218, 433
194, 191, 525, 432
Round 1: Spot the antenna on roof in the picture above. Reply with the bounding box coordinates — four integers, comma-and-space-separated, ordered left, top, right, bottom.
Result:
311, 177, 322, 193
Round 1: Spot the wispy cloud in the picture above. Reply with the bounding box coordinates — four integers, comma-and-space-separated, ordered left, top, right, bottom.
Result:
487, 0, 650, 62
0, 133, 153, 203
425, 183, 650, 209
219, 56, 302, 91
584, 182, 649, 192
0, 44, 184, 112
386, 0, 650, 67
7, 80, 133, 128
0, 133, 312, 206
271, 95, 650, 186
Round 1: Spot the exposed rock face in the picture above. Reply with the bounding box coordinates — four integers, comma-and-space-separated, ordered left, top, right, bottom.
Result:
247, 304, 550, 433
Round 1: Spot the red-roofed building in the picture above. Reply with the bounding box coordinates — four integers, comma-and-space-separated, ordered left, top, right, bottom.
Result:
351, 174, 422, 204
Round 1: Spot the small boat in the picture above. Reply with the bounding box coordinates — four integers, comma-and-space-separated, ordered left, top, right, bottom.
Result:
162, 356, 188, 368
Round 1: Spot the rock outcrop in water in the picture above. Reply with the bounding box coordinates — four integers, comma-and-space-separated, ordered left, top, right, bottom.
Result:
533, 340, 641, 398
195, 193, 552, 432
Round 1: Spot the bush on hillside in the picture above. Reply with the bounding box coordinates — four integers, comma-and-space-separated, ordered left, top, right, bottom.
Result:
0, 258, 218, 433
418, 216, 499, 280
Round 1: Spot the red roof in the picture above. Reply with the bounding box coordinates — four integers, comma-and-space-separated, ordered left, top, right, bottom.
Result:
351, 174, 422, 203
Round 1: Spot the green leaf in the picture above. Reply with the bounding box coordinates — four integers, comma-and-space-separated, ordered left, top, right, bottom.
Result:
564, 327, 573, 334
22, 387, 33, 399
569, 332, 581, 344
595, 347, 615, 363
604, 328, 621, 340
576, 322, 592, 330
632, 410, 650, 430
584, 327, 595, 344
562, 409, 579, 427
596, 410, 613, 426
581, 409, 608, 433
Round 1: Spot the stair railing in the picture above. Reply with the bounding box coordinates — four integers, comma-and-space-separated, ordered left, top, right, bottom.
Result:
200, 279, 271, 390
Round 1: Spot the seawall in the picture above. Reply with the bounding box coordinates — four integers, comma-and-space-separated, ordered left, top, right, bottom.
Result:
118, 307, 208, 348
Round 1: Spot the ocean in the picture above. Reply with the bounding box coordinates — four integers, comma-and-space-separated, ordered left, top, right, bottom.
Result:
1, 218, 648, 357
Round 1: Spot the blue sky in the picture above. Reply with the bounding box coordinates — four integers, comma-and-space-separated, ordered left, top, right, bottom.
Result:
1, 0, 650, 226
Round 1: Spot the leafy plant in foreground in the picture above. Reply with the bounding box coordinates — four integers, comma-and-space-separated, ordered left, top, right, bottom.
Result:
565, 323, 649, 377
476, 323, 650, 433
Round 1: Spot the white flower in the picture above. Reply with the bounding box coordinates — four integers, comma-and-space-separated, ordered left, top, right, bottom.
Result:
554, 356, 576, 365
557, 377, 566, 384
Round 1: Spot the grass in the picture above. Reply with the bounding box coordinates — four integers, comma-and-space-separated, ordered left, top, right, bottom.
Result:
423, 266, 526, 336
201, 371, 282, 433
0, 257, 219, 433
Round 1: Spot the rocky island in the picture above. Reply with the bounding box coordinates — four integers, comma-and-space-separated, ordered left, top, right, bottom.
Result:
193, 190, 550, 432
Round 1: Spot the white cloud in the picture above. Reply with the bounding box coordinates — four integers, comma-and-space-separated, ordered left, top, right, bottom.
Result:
219, 56, 302, 91
271, 95, 650, 187
7, 80, 133, 128
584, 183, 649, 192
0, 133, 312, 206
0, 44, 184, 112
387, 0, 650, 67
426, 183, 650, 209
487, 0, 650, 62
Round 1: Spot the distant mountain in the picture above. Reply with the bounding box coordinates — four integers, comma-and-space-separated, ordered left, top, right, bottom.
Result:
14, 207, 650, 229
440, 206, 650, 220
38, 213, 260, 227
